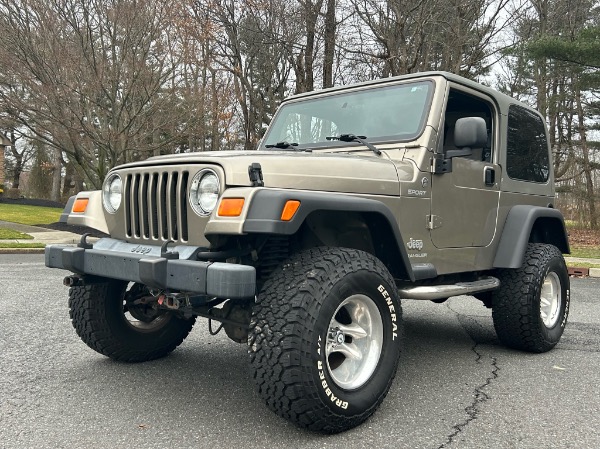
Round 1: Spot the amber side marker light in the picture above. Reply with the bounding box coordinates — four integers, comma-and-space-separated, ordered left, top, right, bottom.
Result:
281, 200, 301, 221
72, 198, 89, 213
218, 198, 245, 217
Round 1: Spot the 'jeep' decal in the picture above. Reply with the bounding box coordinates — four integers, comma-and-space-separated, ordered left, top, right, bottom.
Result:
406, 238, 424, 251
131, 245, 152, 255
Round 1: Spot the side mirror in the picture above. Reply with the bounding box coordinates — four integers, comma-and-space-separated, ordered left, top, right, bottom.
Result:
433, 117, 489, 173
454, 117, 487, 148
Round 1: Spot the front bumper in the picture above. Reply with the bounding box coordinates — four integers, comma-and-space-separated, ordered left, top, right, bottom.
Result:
45, 238, 256, 299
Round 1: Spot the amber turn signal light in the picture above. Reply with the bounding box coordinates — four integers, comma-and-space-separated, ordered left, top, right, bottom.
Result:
72, 198, 89, 213
218, 198, 245, 217
280, 200, 300, 221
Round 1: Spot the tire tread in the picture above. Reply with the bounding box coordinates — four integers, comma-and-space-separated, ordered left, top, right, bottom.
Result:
249, 247, 401, 433
69, 282, 195, 362
492, 243, 568, 353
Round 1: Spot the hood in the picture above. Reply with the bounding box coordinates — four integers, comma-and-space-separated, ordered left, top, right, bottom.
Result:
115, 150, 416, 196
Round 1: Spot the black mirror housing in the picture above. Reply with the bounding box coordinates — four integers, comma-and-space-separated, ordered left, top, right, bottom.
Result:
454, 117, 487, 148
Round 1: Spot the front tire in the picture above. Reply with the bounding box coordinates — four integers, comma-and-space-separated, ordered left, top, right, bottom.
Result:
492, 243, 570, 353
69, 280, 195, 362
249, 247, 402, 433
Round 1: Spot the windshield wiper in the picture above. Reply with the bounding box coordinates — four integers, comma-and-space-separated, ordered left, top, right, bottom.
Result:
326, 134, 381, 155
265, 141, 299, 150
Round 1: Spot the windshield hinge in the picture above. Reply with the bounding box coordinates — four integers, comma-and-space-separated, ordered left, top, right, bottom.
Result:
248, 163, 264, 187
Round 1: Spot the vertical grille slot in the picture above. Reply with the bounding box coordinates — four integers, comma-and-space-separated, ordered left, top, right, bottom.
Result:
124, 174, 132, 237
168, 172, 179, 241
179, 171, 189, 241
149, 173, 159, 239
124, 169, 190, 243
140, 173, 149, 238
159, 173, 168, 240
131, 174, 140, 237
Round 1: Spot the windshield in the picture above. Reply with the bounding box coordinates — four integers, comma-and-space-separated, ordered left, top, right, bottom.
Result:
262, 80, 433, 149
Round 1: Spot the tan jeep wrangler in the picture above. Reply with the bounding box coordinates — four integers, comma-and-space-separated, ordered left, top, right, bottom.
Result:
46, 71, 570, 433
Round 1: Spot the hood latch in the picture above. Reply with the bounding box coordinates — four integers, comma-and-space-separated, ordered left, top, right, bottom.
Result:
248, 163, 264, 187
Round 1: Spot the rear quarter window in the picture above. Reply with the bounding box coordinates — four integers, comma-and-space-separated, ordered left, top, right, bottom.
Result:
506, 105, 550, 183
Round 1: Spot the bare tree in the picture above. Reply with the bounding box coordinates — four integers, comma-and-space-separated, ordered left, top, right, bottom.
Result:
0, 0, 595, 226
0, 123, 34, 191
0, 0, 190, 188
350, 0, 516, 78
193, 0, 294, 149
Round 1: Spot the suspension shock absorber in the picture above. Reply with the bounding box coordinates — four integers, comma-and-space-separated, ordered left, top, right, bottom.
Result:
257, 236, 290, 282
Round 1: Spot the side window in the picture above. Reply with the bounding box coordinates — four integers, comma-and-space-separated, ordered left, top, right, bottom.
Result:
506, 105, 550, 183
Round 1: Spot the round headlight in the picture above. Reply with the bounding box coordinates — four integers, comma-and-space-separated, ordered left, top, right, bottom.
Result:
103, 173, 122, 214
190, 170, 220, 216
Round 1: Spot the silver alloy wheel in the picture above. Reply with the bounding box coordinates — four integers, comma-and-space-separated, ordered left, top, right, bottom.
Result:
540, 271, 562, 328
325, 294, 383, 390
124, 312, 170, 332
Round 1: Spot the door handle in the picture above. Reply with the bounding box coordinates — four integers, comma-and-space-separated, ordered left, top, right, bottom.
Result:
484, 166, 495, 186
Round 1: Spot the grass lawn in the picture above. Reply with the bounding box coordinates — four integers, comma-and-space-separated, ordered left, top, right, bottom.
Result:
0, 203, 62, 225
0, 242, 45, 248
566, 262, 600, 269
0, 227, 33, 239
569, 246, 600, 259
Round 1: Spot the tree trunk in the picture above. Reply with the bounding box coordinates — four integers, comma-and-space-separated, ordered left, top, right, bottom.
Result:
322, 0, 336, 89
575, 84, 597, 229
297, 0, 324, 93
9, 131, 22, 189
51, 146, 62, 202
210, 69, 219, 151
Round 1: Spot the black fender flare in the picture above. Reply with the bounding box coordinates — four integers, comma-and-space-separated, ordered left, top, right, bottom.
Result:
493, 205, 570, 269
242, 189, 419, 281
60, 195, 77, 223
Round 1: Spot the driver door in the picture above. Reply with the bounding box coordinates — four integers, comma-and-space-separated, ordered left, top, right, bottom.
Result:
430, 88, 500, 249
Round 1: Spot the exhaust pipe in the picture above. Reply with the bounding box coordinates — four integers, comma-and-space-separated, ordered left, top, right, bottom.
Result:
63, 275, 83, 287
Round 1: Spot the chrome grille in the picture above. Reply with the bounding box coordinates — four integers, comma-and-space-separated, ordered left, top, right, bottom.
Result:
124, 170, 189, 242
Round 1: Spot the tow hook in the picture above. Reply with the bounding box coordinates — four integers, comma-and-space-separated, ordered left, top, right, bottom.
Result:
157, 293, 182, 310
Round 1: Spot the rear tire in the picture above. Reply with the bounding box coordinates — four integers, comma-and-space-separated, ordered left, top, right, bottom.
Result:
492, 243, 570, 353
69, 280, 195, 362
249, 247, 402, 433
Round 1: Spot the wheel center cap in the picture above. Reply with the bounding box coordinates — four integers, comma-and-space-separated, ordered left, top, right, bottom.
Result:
333, 329, 345, 345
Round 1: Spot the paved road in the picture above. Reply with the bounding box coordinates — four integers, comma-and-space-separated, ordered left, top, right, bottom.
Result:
1, 254, 599, 448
